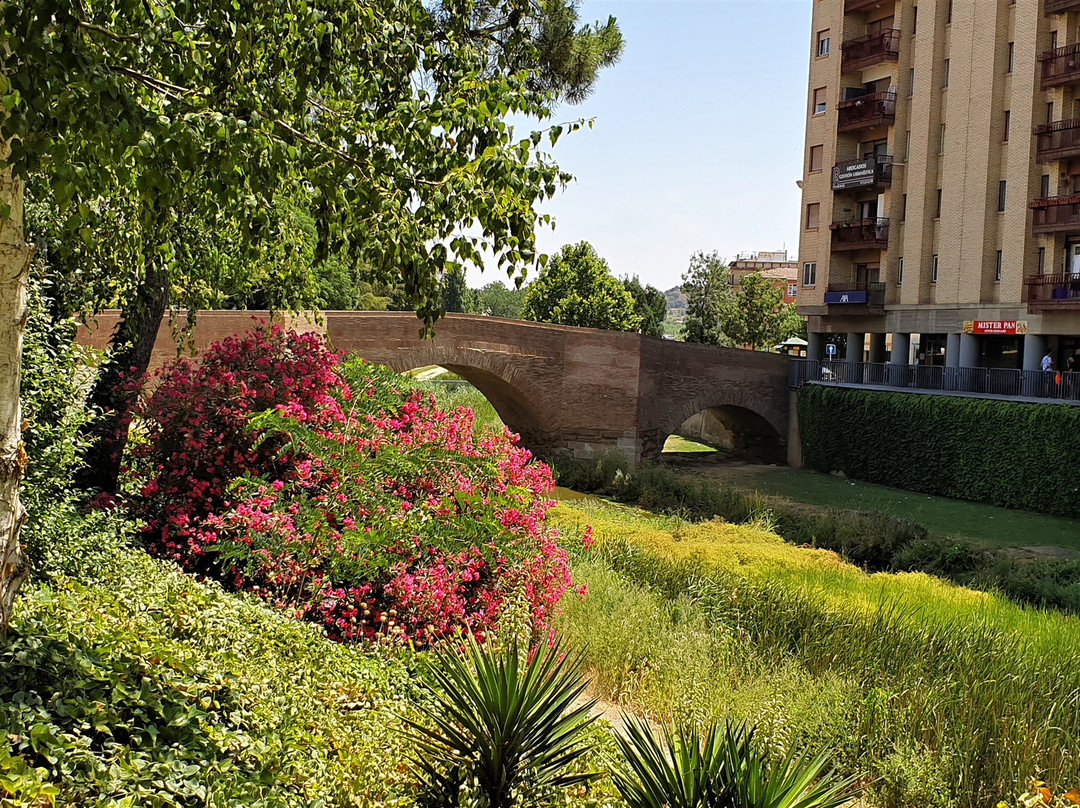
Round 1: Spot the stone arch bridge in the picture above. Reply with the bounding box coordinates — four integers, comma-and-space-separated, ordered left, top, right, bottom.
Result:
79, 311, 795, 465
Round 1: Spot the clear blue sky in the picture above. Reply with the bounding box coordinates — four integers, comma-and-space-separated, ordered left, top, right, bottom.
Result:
470, 0, 812, 293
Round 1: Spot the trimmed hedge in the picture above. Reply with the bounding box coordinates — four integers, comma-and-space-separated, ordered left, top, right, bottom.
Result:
798, 385, 1080, 519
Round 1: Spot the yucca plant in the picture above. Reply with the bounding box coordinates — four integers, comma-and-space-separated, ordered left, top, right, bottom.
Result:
405, 635, 599, 807
612, 717, 858, 808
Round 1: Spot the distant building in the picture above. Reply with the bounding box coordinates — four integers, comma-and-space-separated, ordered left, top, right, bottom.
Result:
797, 0, 1080, 371
729, 250, 799, 304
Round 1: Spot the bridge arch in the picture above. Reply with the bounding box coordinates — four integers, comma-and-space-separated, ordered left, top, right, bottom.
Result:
655, 390, 787, 464
379, 346, 555, 451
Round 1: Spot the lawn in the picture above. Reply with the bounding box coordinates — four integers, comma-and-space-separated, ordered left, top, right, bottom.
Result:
700, 463, 1080, 553
661, 434, 717, 453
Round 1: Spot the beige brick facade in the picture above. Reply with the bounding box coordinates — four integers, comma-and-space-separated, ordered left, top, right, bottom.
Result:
798, 0, 1080, 370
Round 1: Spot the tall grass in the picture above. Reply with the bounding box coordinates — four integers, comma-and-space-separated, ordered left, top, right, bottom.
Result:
551, 498, 1080, 808
414, 381, 504, 435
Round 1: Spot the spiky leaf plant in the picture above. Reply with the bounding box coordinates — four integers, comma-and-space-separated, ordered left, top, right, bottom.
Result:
612, 717, 858, 808
405, 635, 599, 807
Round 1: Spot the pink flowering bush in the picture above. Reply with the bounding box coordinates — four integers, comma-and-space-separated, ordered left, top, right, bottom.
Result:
130, 325, 577, 645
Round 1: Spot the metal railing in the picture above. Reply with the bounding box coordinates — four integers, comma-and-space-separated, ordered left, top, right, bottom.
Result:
1039, 43, 1080, 89
1030, 194, 1080, 233
837, 91, 897, 132
788, 359, 1080, 402
829, 218, 890, 250
825, 281, 886, 307
842, 29, 901, 73
1035, 118, 1080, 163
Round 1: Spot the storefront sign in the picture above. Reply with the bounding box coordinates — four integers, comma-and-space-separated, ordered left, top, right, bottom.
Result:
831, 158, 878, 191
824, 290, 869, 304
962, 320, 1028, 335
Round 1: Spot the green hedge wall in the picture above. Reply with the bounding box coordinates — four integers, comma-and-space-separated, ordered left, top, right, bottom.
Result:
798, 385, 1080, 518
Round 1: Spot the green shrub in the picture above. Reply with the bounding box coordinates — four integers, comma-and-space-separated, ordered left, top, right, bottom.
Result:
798, 385, 1080, 518
406, 636, 598, 807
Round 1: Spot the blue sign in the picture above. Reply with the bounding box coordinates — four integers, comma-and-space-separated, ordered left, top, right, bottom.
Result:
824, 290, 869, 304
825, 343, 837, 356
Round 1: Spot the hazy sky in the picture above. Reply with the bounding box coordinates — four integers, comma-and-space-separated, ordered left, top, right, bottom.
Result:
469, 0, 812, 293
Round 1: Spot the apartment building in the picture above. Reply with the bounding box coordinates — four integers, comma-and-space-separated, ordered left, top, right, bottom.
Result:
729, 250, 799, 304
797, 0, 1080, 371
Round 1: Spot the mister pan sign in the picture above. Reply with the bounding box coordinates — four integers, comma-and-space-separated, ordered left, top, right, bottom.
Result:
831, 158, 878, 191
962, 320, 1028, 336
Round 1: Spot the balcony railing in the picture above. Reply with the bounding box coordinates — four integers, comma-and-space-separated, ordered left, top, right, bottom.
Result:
825, 281, 886, 308
1025, 273, 1080, 311
1030, 195, 1080, 234
1039, 43, 1080, 89
844, 0, 888, 11
1046, 0, 1080, 15
837, 91, 897, 132
789, 359, 1080, 403
831, 155, 893, 191
842, 29, 901, 73
1035, 119, 1080, 163
829, 218, 890, 251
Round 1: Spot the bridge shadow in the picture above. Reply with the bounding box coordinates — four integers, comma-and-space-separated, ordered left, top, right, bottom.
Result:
664, 405, 786, 465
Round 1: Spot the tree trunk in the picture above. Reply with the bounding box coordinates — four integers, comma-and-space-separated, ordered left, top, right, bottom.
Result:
79, 262, 169, 494
0, 141, 33, 634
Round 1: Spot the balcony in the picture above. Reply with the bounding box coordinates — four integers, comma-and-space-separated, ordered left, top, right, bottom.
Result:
1026, 273, 1080, 312
837, 91, 896, 133
1035, 119, 1080, 163
831, 155, 893, 192
830, 218, 890, 251
1030, 195, 1080, 234
1039, 43, 1080, 89
842, 29, 901, 73
1046, 0, 1080, 15
845, 0, 889, 11
824, 281, 886, 311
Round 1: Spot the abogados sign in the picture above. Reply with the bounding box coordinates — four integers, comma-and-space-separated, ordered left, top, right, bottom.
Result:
831, 158, 878, 191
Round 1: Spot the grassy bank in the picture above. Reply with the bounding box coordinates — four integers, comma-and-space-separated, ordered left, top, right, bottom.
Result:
703, 464, 1080, 553
550, 497, 1080, 808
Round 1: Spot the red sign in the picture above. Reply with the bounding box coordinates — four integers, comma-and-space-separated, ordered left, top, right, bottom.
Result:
963, 320, 1028, 336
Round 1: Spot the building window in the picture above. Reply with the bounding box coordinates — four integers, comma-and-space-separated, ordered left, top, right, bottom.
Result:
813, 87, 827, 115
898, 256, 904, 285
995, 250, 1003, 282
905, 129, 911, 161
935, 189, 943, 218
902, 193, 908, 221
1052, 30, 1058, 52
805, 203, 820, 230
809, 144, 823, 173
1039, 246, 1046, 275
1042, 174, 1051, 197
947, 0, 953, 23
1003, 110, 1011, 142
998, 180, 1007, 212
932, 254, 939, 283
940, 124, 947, 153
817, 29, 831, 57
803, 262, 817, 287
1048, 101, 1055, 124
912, 5, 917, 33
908, 68, 915, 97
943, 59, 950, 88
787, 283, 798, 298
1007, 42, 1014, 73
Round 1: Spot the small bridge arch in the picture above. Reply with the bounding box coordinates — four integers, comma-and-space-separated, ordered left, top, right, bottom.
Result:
658, 390, 788, 464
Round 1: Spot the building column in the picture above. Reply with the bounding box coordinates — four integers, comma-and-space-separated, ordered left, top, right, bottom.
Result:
845, 332, 865, 363
959, 333, 980, 367
1023, 333, 1046, 371
868, 333, 887, 363
890, 332, 910, 364
945, 333, 962, 368
807, 332, 825, 361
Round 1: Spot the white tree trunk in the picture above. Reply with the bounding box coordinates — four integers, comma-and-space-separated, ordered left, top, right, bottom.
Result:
0, 134, 32, 633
